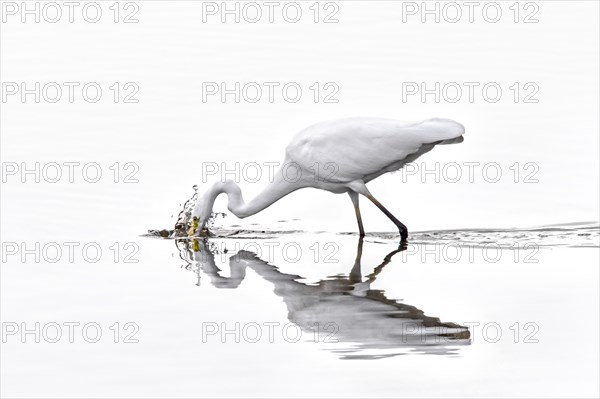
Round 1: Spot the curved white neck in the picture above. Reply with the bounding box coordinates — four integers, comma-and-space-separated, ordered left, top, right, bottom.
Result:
200, 173, 303, 222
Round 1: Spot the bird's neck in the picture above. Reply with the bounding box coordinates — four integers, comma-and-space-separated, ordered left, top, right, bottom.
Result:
204, 172, 302, 220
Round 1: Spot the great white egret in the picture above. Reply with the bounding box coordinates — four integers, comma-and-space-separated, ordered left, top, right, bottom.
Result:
191, 117, 465, 240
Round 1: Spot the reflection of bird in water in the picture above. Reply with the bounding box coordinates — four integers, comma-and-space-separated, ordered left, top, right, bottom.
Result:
177, 237, 471, 359
189, 118, 465, 240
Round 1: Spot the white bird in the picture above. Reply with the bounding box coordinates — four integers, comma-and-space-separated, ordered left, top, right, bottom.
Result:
191, 117, 465, 240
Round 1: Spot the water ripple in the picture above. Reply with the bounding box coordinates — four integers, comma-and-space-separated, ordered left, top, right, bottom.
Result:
146, 221, 599, 248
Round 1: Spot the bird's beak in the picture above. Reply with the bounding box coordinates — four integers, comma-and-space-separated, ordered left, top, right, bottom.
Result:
187, 216, 199, 236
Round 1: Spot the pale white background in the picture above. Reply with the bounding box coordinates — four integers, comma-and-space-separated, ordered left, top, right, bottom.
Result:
1, 1, 599, 398
1, 0, 599, 234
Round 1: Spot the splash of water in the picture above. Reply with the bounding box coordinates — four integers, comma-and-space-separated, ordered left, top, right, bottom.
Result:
172, 185, 199, 236
148, 185, 226, 238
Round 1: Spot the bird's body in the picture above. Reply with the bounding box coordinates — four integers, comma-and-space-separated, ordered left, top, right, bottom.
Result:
191, 117, 465, 239
286, 117, 464, 187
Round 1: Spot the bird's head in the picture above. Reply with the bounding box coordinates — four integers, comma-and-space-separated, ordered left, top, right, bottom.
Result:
187, 180, 238, 236
189, 195, 211, 236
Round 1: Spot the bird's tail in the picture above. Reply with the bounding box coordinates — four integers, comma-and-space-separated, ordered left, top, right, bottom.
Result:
437, 136, 464, 145
418, 118, 465, 145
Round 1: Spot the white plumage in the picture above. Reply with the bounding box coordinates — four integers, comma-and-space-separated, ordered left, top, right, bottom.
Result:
192, 117, 465, 240
287, 117, 464, 183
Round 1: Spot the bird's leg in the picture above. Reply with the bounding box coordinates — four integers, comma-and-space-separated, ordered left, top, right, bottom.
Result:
348, 192, 365, 237
366, 194, 408, 241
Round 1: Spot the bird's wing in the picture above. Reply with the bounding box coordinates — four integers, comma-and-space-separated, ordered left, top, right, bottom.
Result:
285, 117, 465, 183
